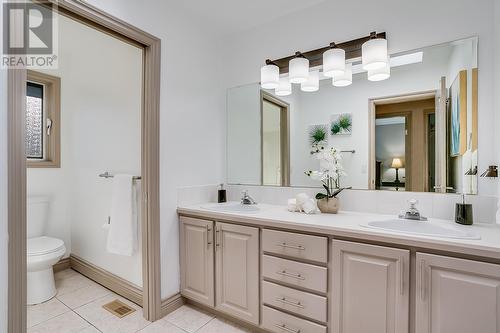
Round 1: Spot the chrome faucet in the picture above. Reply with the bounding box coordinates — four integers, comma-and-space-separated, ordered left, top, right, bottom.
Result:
241, 190, 257, 205
399, 199, 427, 221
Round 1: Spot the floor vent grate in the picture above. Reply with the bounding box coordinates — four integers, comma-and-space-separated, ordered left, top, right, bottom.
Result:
102, 299, 136, 318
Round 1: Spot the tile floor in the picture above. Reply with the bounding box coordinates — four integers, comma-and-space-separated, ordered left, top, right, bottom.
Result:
28, 269, 252, 333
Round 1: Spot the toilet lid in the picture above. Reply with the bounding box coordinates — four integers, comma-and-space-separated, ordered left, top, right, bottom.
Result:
27, 236, 65, 256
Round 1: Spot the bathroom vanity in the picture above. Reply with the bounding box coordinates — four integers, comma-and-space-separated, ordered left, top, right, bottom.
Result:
178, 203, 500, 333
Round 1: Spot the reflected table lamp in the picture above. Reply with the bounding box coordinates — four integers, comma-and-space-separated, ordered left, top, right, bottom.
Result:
391, 158, 404, 185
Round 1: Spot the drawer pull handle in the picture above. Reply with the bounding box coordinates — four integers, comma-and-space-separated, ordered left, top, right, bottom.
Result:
274, 323, 301, 333
278, 242, 305, 251
276, 270, 305, 280
206, 225, 212, 247
276, 297, 304, 309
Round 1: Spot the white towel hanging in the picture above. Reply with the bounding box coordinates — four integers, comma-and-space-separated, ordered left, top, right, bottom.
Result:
106, 174, 137, 256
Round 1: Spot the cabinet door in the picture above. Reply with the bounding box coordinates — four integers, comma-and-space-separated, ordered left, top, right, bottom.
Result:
416, 253, 500, 333
332, 240, 410, 333
180, 216, 214, 307
215, 222, 259, 325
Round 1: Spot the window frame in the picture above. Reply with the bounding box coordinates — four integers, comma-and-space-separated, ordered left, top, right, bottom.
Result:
26, 70, 61, 168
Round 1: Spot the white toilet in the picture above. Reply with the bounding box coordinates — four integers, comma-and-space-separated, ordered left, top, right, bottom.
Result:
27, 196, 66, 305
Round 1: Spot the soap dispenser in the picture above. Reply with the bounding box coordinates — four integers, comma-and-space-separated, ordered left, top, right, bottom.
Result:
218, 184, 227, 203
455, 193, 473, 225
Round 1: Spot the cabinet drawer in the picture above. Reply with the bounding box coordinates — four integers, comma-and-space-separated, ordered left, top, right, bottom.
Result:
262, 281, 327, 323
262, 229, 328, 263
262, 305, 327, 333
263, 255, 327, 293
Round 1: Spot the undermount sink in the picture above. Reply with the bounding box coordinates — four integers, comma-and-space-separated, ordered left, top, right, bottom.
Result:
362, 219, 481, 240
201, 202, 260, 213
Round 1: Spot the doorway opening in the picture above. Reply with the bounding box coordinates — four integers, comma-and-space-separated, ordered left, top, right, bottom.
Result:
370, 92, 436, 192
261, 92, 290, 187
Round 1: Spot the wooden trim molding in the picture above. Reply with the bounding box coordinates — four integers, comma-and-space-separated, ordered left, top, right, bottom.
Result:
70, 255, 143, 306
8, 67, 28, 333
8, 1, 162, 330
160, 293, 185, 318
53, 257, 71, 273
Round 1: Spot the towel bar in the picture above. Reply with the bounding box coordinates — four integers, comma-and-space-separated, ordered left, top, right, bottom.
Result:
99, 171, 141, 180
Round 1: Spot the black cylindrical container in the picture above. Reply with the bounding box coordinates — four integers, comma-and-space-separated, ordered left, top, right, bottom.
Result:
455, 203, 473, 225
218, 184, 227, 203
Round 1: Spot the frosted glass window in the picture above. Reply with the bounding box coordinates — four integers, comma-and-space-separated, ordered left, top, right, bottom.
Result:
26, 82, 44, 159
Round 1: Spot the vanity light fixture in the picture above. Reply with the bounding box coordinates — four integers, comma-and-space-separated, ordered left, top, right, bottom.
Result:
367, 58, 391, 81
260, 60, 280, 89
362, 32, 389, 71
261, 32, 389, 95
323, 43, 345, 78
480, 165, 498, 178
301, 70, 320, 92
289, 52, 309, 84
275, 77, 292, 96
332, 63, 352, 87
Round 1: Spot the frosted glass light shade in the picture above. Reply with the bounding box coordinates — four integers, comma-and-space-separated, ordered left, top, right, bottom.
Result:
332, 63, 352, 87
362, 38, 388, 71
301, 70, 319, 92
368, 60, 390, 81
289, 57, 309, 84
260, 64, 279, 89
323, 48, 345, 77
275, 77, 292, 96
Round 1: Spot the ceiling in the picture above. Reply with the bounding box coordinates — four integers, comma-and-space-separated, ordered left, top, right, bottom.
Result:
168, 0, 326, 34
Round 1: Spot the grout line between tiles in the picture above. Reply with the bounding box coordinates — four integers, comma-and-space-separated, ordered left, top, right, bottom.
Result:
73, 308, 103, 333
193, 316, 217, 332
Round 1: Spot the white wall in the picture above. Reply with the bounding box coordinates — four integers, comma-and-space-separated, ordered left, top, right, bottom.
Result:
85, 0, 226, 298
495, 0, 500, 223
227, 84, 261, 184
27, 14, 144, 286
223, 0, 497, 196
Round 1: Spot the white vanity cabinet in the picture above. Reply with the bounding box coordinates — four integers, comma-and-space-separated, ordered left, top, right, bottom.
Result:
179, 217, 260, 324
415, 253, 500, 333
179, 216, 215, 307
332, 240, 410, 333
215, 222, 260, 325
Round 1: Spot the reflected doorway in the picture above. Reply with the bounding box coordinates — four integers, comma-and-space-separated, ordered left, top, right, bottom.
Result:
261, 92, 290, 186
372, 93, 436, 192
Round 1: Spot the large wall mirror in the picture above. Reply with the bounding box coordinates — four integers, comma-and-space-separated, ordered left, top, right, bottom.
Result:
227, 37, 478, 194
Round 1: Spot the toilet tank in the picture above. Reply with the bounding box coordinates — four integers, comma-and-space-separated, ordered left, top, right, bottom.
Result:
27, 196, 49, 238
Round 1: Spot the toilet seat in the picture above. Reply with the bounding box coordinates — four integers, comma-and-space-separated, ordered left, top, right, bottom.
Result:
28, 236, 65, 256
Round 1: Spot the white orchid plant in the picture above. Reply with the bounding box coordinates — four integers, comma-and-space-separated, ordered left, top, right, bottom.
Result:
305, 144, 350, 200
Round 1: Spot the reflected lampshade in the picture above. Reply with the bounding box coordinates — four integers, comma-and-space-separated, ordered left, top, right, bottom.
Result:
368, 60, 391, 81
332, 63, 352, 87
260, 64, 280, 89
289, 57, 309, 84
323, 48, 345, 78
301, 70, 319, 92
275, 77, 292, 96
391, 158, 404, 169
362, 38, 388, 71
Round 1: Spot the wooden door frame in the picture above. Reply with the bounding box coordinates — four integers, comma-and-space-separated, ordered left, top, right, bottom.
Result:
7, 1, 161, 331
368, 91, 436, 190
260, 91, 291, 187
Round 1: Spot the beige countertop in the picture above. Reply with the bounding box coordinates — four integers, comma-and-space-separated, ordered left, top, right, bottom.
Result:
178, 202, 500, 260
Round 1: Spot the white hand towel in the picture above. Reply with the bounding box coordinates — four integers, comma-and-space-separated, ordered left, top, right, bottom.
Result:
302, 198, 319, 214
295, 193, 310, 208
106, 174, 137, 256
287, 198, 299, 212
